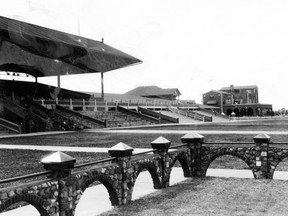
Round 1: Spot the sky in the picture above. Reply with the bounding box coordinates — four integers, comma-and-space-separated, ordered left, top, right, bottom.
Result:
0, 0, 288, 110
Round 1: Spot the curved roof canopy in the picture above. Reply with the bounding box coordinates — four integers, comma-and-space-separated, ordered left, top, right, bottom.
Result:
0, 15, 141, 77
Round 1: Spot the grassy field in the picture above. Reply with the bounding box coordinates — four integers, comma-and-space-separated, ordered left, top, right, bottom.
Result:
1, 119, 288, 215
100, 177, 288, 216
0, 119, 288, 180
124, 118, 288, 131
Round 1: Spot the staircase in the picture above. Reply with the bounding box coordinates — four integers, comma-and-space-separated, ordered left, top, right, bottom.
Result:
0, 96, 47, 133
55, 105, 105, 129
196, 109, 229, 122
159, 110, 200, 123
81, 109, 154, 128
0, 118, 21, 134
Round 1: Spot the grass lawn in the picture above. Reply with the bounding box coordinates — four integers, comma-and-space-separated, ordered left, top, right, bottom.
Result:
123, 118, 288, 132
1, 132, 288, 148
0, 119, 288, 181
0, 149, 108, 188
100, 177, 288, 216
1, 119, 288, 214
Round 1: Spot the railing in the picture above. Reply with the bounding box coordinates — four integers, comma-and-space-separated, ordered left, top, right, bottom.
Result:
0, 97, 26, 118
177, 107, 212, 122
168, 106, 187, 116
0, 149, 160, 187
0, 142, 189, 186
0, 118, 22, 133
34, 98, 197, 111
198, 107, 230, 119
117, 106, 159, 124
138, 106, 179, 123
0, 97, 47, 132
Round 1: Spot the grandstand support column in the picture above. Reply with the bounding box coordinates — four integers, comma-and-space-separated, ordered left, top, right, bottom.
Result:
69, 98, 73, 110
82, 99, 86, 111
105, 100, 108, 111
221, 93, 223, 113
101, 72, 104, 99
94, 99, 97, 111
57, 74, 61, 100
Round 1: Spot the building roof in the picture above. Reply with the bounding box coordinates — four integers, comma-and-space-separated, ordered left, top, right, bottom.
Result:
203, 90, 231, 95
0, 15, 141, 76
220, 85, 258, 91
125, 86, 181, 97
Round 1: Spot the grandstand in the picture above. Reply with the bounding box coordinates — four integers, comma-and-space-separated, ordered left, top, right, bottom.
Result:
0, 15, 227, 134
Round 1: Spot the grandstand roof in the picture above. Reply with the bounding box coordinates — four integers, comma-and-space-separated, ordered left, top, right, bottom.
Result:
0, 15, 141, 76
125, 86, 181, 97
0, 79, 91, 99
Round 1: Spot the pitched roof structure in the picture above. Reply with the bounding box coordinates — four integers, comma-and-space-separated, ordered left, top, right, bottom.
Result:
125, 86, 181, 97
203, 90, 231, 95
220, 85, 258, 91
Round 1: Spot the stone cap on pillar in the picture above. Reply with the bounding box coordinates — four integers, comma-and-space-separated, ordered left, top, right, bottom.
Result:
108, 142, 134, 157
41, 151, 76, 171
253, 133, 271, 143
151, 136, 171, 150
181, 132, 204, 143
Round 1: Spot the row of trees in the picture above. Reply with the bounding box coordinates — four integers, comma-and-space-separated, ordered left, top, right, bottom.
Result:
274, 108, 288, 116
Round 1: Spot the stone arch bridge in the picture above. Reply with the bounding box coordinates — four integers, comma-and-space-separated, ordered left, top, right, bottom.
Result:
0, 133, 287, 215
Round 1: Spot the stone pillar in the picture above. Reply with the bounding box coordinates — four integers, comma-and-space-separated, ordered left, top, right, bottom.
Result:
253, 133, 271, 179
108, 142, 134, 205
151, 136, 171, 188
41, 151, 76, 216
181, 132, 204, 177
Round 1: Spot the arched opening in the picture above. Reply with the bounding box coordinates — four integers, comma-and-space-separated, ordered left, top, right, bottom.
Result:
206, 155, 254, 178
0, 203, 41, 216
132, 169, 157, 201
0, 196, 49, 216
272, 157, 288, 180
75, 175, 119, 216
233, 108, 240, 117
240, 108, 247, 116
170, 160, 189, 185
75, 183, 113, 216
247, 108, 254, 116
226, 109, 232, 116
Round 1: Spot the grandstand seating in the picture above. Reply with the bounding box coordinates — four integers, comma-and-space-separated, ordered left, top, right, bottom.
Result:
55, 105, 105, 129
81, 108, 154, 128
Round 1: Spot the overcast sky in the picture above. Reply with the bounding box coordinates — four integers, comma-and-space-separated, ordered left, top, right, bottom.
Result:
1, 0, 288, 109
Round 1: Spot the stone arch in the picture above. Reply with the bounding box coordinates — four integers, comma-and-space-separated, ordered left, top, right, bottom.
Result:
134, 161, 162, 189
0, 194, 49, 215
170, 151, 190, 176
81, 173, 119, 206
203, 151, 253, 176
165, 151, 191, 186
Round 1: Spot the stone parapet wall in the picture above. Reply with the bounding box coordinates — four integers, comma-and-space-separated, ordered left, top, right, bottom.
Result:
1, 133, 288, 215
0, 179, 58, 216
